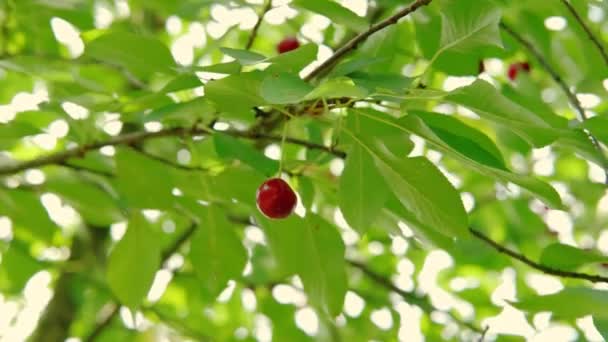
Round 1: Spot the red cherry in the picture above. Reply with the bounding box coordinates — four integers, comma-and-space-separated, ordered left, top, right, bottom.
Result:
256, 178, 297, 219
507, 63, 519, 80
277, 37, 300, 54
507, 62, 531, 81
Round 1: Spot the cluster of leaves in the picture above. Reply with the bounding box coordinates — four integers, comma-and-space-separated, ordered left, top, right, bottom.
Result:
1, 0, 608, 341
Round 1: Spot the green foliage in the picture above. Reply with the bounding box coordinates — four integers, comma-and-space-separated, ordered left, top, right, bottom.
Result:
107, 212, 161, 309
1, 0, 608, 340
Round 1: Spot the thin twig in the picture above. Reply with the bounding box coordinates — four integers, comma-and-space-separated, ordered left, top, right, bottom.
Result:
132, 147, 210, 172
0, 128, 344, 176
304, 0, 433, 81
500, 21, 608, 184
245, 0, 272, 50
560, 0, 608, 67
469, 228, 608, 283
478, 325, 489, 342
347, 259, 482, 333
83, 304, 119, 342
59, 161, 115, 178
84, 223, 199, 342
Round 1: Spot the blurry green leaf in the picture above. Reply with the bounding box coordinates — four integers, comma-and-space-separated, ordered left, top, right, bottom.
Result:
143, 97, 215, 124
292, 0, 368, 32
214, 133, 279, 176
186, 203, 247, 297
331, 57, 388, 77
115, 148, 175, 209
84, 32, 175, 80
205, 71, 266, 119
339, 144, 390, 234
195, 61, 242, 74
514, 287, 608, 320
107, 212, 161, 309
350, 72, 412, 94
304, 77, 368, 100
0, 244, 44, 294
583, 116, 608, 145
594, 317, 608, 340
46, 177, 123, 226
161, 74, 203, 93
0, 189, 57, 242
539, 243, 607, 271
260, 72, 313, 104
266, 44, 319, 73
220, 47, 267, 65
257, 214, 347, 316
434, 0, 502, 58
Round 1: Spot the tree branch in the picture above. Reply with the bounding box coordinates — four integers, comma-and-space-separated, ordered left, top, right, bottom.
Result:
347, 259, 482, 333
0, 127, 344, 176
245, 0, 272, 50
469, 227, 608, 284
500, 21, 608, 184
560, 0, 608, 68
303, 0, 433, 81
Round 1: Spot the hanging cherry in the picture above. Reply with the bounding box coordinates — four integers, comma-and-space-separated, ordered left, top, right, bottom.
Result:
256, 178, 297, 219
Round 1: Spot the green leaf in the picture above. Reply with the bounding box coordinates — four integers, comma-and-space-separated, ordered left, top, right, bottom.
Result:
0, 244, 44, 294
304, 77, 368, 100
204, 71, 267, 119
593, 317, 608, 340
583, 116, 608, 145
260, 72, 314, 104
349, 72, 412, 94
195, 61, 242, 74
375, 155, 468, 239
446, 80, 559, 147
0, 189, 57, 242
161, 74, 203, 93
434, 0, 502, 59
339, 144, 390, 234
46, 177, 123, 227
514, 287, 608, 320
107, 212, 161, 309
220, 47, 267, 65
214, 133, 279, 176
143, 97, 215, 125
0, 121, 40, 139
539, 243, 607, 271
266, 44, 318, 74
394, 112, 562, 208
115, 148, 175, 209
292, 0, 368, 32
410, 110, 507, 170
350, 108, 561, 208
257, 214, 347, 316
84, 32, 175, 80
186, 203, 247, 297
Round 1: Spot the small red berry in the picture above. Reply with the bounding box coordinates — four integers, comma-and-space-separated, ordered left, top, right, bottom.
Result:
507, 64, 519, 80
277, 37, 300, 54
256, 178, 297, 219
507, 62, 531, 81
